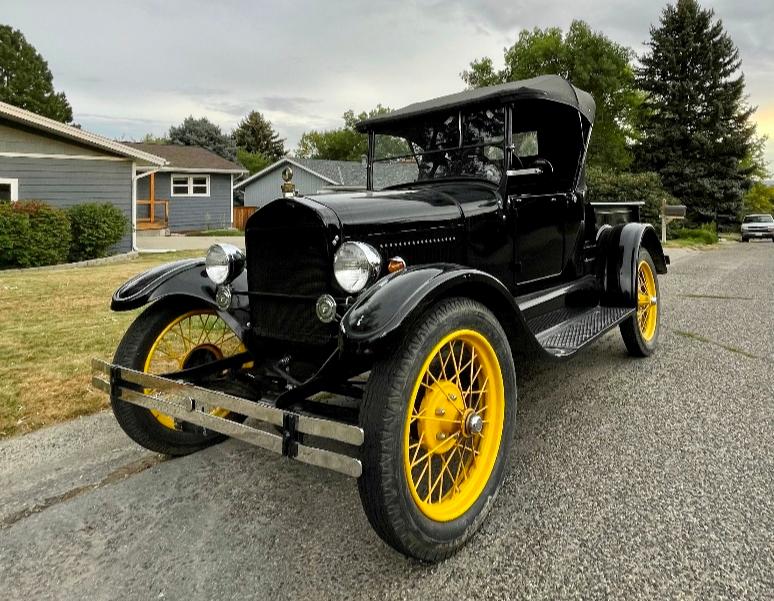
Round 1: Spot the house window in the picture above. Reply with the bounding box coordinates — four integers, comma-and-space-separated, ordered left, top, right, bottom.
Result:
0, 177, 19, 202
171, 174, 210, 197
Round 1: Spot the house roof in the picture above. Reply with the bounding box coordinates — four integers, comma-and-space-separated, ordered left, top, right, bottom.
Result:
356, 74, 596, 130
126, 143, 247, 173
233, 157, 418, 190
0, 100, 166, 165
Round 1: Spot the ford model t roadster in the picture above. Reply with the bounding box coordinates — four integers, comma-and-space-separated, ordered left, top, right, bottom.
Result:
93, 75, 667, 561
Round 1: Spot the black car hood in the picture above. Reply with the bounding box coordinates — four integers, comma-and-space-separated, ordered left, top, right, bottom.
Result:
307, 188, 462, 228
305, 181, 501, 237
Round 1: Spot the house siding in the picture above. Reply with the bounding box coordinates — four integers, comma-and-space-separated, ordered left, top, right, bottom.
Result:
0, 119, 110, 157
136, 172, 232, 231
242, 163, 333, 207
0, 155, 133, 252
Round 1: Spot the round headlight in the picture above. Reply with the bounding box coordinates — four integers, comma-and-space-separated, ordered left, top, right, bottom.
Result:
333, 241, 381, 293
205, 243, 245, 285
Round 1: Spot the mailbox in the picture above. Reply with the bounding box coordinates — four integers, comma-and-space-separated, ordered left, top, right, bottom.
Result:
664, 204, 687, 218
661, 201, 687, 242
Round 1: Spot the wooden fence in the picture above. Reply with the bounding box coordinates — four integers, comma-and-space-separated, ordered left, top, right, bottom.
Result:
234, 206, 257, 231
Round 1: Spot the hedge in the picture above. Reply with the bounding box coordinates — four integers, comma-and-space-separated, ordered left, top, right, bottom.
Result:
0, 201, 129, 268
586, 167, 679, 229
0, 201, 71, 268
67, 203, 128, 262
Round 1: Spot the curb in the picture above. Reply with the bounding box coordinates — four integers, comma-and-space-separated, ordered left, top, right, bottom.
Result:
0, 251, 139, 274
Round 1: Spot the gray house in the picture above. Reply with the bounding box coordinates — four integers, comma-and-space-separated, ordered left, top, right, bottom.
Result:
0, 100, 166, 251
127, 143, 246, 233
234, 157, 419, 207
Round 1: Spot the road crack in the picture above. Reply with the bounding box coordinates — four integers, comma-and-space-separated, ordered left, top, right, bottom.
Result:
671, 328, 763, 360
0, 455, 166, 529
679, 293, 754, 301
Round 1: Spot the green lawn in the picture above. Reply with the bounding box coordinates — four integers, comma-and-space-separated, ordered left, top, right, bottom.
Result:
0, 251, 202, 438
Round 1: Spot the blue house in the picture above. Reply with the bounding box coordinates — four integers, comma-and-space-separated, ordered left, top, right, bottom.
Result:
127, 143, 246, 233
0, 100, 166, 252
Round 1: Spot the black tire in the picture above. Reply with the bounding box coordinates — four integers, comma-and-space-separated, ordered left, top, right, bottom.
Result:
357, 297, 517, 562
620, 248, 660, 357
111, 299, 236, 456
741, 237, 749, 242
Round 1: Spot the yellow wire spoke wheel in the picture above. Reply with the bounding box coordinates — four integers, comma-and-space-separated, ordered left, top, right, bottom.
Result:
143, 309, 245, 430
636, 260, 658, 342
403, 329, 505, 522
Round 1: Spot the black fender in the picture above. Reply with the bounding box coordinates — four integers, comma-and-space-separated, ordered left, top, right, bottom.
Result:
601, 222, 668, 306
111, 259, 250, 340
339, 264, 535, 357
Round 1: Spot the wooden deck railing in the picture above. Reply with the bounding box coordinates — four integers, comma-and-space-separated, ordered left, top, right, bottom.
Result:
137, 199, 169, 230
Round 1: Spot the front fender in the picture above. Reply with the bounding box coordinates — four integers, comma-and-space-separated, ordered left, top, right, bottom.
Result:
111, 259, 250, 339
340, 264, 531, 356
603, 223, 667, 306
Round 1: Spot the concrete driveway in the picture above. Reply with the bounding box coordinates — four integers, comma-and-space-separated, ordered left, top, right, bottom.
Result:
1, 242, 772, 600
135, 234, 245, 252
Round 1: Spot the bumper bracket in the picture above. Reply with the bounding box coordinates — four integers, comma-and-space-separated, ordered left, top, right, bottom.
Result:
91, 359, 363, 478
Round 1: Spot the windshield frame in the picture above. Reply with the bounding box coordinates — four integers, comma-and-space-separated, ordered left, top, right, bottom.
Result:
366, 107, 508, 190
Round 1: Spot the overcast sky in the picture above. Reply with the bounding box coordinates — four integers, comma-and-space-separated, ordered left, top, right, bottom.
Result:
4, 0, 773, 168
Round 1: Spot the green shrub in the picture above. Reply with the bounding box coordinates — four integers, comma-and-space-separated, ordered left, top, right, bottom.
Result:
0, 201, 71, 268
586, 167, 679, 228
68, 203, 128, 262
674, 225, 718, 244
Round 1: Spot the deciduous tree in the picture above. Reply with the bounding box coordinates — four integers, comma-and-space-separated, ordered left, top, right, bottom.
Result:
0, 25, 72, 122
461, 21, 640, 171
296, 106, 392, 161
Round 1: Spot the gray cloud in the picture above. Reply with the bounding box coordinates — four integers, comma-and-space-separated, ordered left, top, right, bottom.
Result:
2, 0, 772, 167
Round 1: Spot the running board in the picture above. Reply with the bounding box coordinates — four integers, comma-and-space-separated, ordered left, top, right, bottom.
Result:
530, 306, 634, 357
91, 359, 363, 478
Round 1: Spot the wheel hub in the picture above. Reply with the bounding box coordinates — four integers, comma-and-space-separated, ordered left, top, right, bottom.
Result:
417, 380, 465, 455
463, 410, 483, 436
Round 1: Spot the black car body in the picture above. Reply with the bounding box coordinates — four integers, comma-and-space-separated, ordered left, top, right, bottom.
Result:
95, 75, 667, 561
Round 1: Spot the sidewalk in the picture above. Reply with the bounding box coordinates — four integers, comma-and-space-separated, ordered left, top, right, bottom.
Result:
136, 234, 245, 253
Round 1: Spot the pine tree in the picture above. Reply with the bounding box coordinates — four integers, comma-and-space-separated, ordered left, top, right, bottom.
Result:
636, 0, 756, 225
233, 111, 286, 160
0, 25, 73, 122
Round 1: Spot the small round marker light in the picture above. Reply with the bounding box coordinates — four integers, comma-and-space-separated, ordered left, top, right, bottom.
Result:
387, 256, 407, 274
315, 294, 337, 323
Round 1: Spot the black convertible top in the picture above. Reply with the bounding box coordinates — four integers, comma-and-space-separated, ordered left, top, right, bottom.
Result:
356, 74, 595, 131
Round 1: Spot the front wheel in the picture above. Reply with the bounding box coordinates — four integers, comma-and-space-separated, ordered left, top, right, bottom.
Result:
358, 298, 517, 561
111, 299, 246, 456
620, 248, 660, 357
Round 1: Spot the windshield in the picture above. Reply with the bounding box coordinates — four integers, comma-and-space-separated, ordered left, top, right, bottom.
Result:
743, 214, 774, 223
370, 107, 505, 188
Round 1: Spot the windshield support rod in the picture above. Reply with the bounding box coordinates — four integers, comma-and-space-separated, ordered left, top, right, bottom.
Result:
367, 130, 375, 191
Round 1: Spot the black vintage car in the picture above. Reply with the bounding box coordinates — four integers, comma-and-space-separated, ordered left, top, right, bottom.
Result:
93, 75, 667, 561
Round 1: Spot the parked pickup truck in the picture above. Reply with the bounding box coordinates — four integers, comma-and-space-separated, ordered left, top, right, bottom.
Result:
93, 74, 668, 561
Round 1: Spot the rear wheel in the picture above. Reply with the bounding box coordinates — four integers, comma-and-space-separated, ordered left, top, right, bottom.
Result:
620, 248, 660, 357
111, 300, 245, 456
358, 298, 516, 561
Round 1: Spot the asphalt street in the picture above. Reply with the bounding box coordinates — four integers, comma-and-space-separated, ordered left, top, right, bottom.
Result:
1, 242, 772, 600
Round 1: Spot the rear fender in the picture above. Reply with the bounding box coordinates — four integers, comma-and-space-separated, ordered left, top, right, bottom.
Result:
111, 259, 250, 340
339, 264, 534, 358
602, 223, 667, 306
